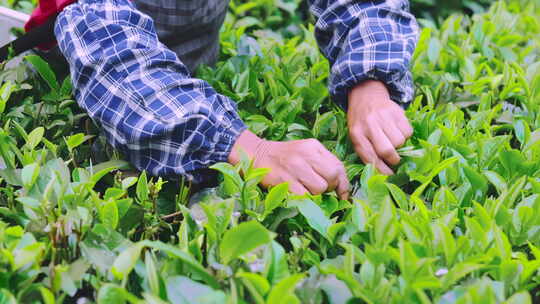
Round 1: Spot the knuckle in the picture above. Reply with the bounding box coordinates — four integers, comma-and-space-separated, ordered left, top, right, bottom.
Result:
302, 138, 320, 149
352, 125, 367, 136
324, 168, 340, 180
381, 107, 394, 116
395, 136, 406, 147
365, 115, 378, 125
290, 185, 306, 195
387, 155, 400, 165
274, 174, 289, 185
338, 184, 351, 196
288, 156, 305, 168
349, 121, 367, 136
333, 164, 345, 177
343, 177, 351, 188
351, 133, 368, 147
352, 143, 365, 155
406, 127, 414, 138
338, 164, 347, 175
262, 173, 278, 185
355, 148, 373, 163
318, 145, 330, 154
381, 148, 395, 159
360, 156, 376, 165
349, 132, 361, 145
312, 181, 328, 194
306, 138, 319, 145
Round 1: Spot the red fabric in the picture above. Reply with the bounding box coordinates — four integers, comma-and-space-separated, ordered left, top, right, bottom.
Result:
24, 0, 76, 49
25, 0, 76, 32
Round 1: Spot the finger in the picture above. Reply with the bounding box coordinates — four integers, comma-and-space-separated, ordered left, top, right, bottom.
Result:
309, 145, 350, 199
352, 133, 394, 175
381, 119, 406, 148
298, 168, 329, 195
287, 155, 328, 195
320, 153, 349, 197
289, 181, 310, 196
367, 123, 401, 166
336, 171, 350, 201
311, 148, 343, 192
394, 110, 413, 138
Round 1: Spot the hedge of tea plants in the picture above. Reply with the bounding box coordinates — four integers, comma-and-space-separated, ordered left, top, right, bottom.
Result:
0, 0, 539, 303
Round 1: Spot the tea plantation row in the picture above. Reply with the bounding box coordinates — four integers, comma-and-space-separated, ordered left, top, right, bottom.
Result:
0, 0, 539, 303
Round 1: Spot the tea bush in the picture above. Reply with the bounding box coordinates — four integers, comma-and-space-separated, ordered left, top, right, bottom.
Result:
0, 0, 539, 303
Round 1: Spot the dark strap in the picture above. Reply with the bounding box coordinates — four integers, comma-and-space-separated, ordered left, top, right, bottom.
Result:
0, 14, 57, 62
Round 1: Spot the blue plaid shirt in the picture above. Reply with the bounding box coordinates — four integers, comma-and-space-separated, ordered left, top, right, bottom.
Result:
54, 0, 418, 183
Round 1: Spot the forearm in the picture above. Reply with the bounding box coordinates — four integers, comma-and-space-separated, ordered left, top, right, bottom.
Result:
308, 0, 419, 111
54, 0, 246, 182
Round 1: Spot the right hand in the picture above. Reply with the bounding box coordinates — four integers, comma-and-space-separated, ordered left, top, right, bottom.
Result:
228, 130, 350, 200
347, 80, 413, 175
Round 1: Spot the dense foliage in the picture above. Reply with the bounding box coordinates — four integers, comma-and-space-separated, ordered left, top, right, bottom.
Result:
0, 0, 540, 303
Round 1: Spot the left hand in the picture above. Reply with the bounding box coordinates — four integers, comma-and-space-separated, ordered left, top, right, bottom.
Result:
228, 130, 350, 200
347, 80, 413, 175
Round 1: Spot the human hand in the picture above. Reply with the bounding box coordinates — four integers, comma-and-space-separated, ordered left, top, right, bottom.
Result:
228, 130, 350, 200
347, 80, 413, 175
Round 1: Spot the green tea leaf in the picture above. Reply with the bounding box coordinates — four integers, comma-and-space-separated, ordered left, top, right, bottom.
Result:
136, 171, 149, 202
65, 133, 88, 153
26, 55, 60, 92
263, 182, 289, 219
97, 284, 127, 304
166, 276, 226, 304
386, 183, 409, 210
90, 160, 131, 174
100, 200, 119, 229
289, 198, 332, 241
428, 37, 442, 64
0, 289, 17, 304
513, 120, 530, 147
121, 177, 138, 190
483, 170, 507, 194
220, 221, 273, 264
0, 82, 17, 114
265, 241, 290, 285
267, 274, 304, 304
374, 197, 397, 246
111, 243, 144, 280
462, 164, 488, 199
26, 127, 44, 150
38, 287, 55, 304
505, 292, 531, 304
210, 162, 243, 195
442, 263, 483, 289
145, 251, 160, 296
13, 241, 45, 270
237, 272, 270, 303
412, 157, 458, 198
351, 199, 369, 232
21, 163, 39, 188
141, 241, 219, 288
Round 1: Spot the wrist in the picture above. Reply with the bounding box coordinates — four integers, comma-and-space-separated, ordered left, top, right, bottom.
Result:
228, 129, 265, 165
348, 80, 390, 108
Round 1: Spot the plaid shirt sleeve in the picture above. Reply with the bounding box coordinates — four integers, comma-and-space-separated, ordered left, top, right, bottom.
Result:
308, 0, 420, 111
54, 0, 246, 183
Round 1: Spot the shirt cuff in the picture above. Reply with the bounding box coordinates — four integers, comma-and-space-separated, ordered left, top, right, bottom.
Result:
329, 60, 416, 113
